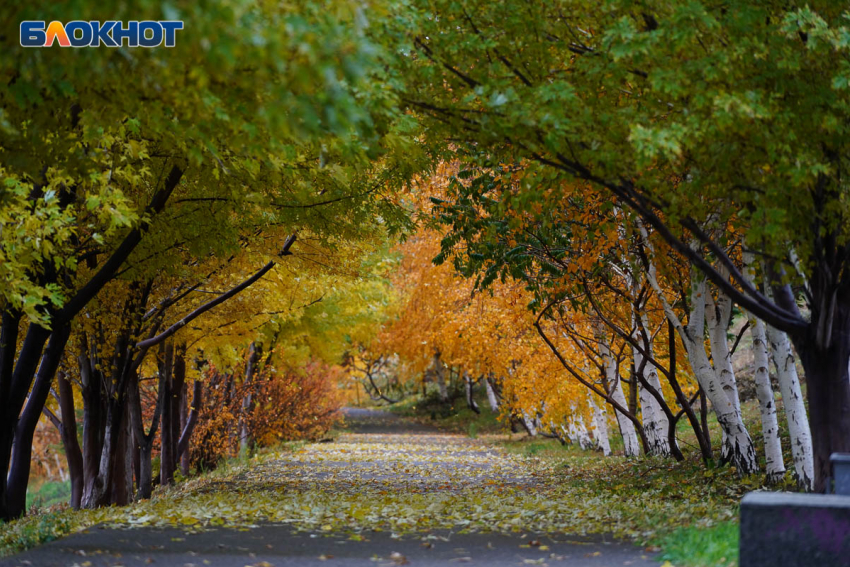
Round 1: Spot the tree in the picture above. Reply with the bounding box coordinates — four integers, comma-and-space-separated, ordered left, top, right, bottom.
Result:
385, 0, 848, 490
0, 0, 431, 518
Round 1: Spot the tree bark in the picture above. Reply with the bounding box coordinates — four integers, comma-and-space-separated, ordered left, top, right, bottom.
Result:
160, 342, 176, 486
5, 324, 72, 518
633, 319, 672, 457
484, 374, 500, 411
795, 328, 850, 493
599, 335, 640, 457
748, 317, 785, 483
765, 323, 814, 490
239, 343, 260, 456
57, 370, 84, 509
464, 373, 480, 413
587, 396, 611, 455
177, 379, 203, 475
433, 351, 448, 403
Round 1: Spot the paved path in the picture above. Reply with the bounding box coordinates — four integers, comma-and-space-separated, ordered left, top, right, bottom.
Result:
2, 408, 661, 567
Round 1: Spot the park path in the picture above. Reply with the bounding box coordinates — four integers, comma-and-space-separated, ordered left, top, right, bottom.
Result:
2, 409, 661, 567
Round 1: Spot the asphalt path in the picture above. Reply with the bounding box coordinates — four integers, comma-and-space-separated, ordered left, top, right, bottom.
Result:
2, 408, 662, 567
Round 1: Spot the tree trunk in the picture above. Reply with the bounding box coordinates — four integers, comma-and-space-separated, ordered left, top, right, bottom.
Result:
699, 388, 712, 455
484, 375, 500, 411
5, 324, 72, 518
464, 373, 480, 413
748, 317, 785, 483
765, 324, 814, 490
520, 409, 538, 436
160, 342, 176, 486
587, 396, 611, 455
177, 379, 203, 475
0, 323, 51, 520
433, 351, 448, 403
795, 330, 850, 493
599, 336, 640, 457
170, 348, 185, 469
564, 413, 591, 450
677, 276, 758, 474
58, 370, 84, 509
239, 343, 259, 456
109, 404, 132, 506
633, 325, 672, 457
705, 288, 744, 464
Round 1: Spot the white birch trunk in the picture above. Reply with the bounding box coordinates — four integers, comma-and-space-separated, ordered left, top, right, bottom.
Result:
705, 289, 739, 462
521, 409, 538, 436
587, 396, 612, 456
629, 274, 672, 457
742, 251, 785, 481
484, 375, 500, 411
638, 221, 758, 474
683, 278, 758, 473
599, 336, 640, 457
633, 317, 673, 456
765, 323, 815, 489
749, 316, 786, 481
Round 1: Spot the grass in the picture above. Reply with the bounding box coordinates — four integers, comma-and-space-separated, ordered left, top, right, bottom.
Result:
659, 522, 739, 567
25, 480, 71, 511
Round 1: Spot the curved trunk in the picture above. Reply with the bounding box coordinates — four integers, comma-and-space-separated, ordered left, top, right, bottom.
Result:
5, 324, 72, 518
600, 338, 640, 457
682, 277, 758, 474
484, 375, 500, 412
765, 324, 814, 490
58, 371, 84, 509
705, 289, 743, 463
633, 331, 672, 457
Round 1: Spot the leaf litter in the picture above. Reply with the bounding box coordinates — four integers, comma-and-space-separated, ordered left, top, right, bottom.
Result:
1, 426, 741, 556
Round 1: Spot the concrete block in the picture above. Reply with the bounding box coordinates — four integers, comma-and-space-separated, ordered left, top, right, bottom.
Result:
740, 491, 850, 566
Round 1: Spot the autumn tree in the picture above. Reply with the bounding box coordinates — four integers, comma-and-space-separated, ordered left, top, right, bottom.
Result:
384, 0, 840, 489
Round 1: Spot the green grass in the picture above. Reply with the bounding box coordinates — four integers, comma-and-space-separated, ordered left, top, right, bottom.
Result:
25, 481, 71, 510
659, 521, 739, 567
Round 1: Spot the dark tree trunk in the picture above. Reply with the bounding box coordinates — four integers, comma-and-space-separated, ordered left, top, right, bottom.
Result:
80, 334, 106, 505
179, 379, 188, 475
0, 324, 51, 520
160, 343, 176, 486
6, 324, 72, 518
699, 387, 711, 455
796, 332, 850, 493
0, 167, 183, 520
628, 360, 638, 416
129, 365, 166, 501
57, 370, 84, 509
178, 380, 203, 476
110, 404, 132, 506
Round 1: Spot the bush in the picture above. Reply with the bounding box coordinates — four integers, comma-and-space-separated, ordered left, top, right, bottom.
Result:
192, 358, 343, 470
